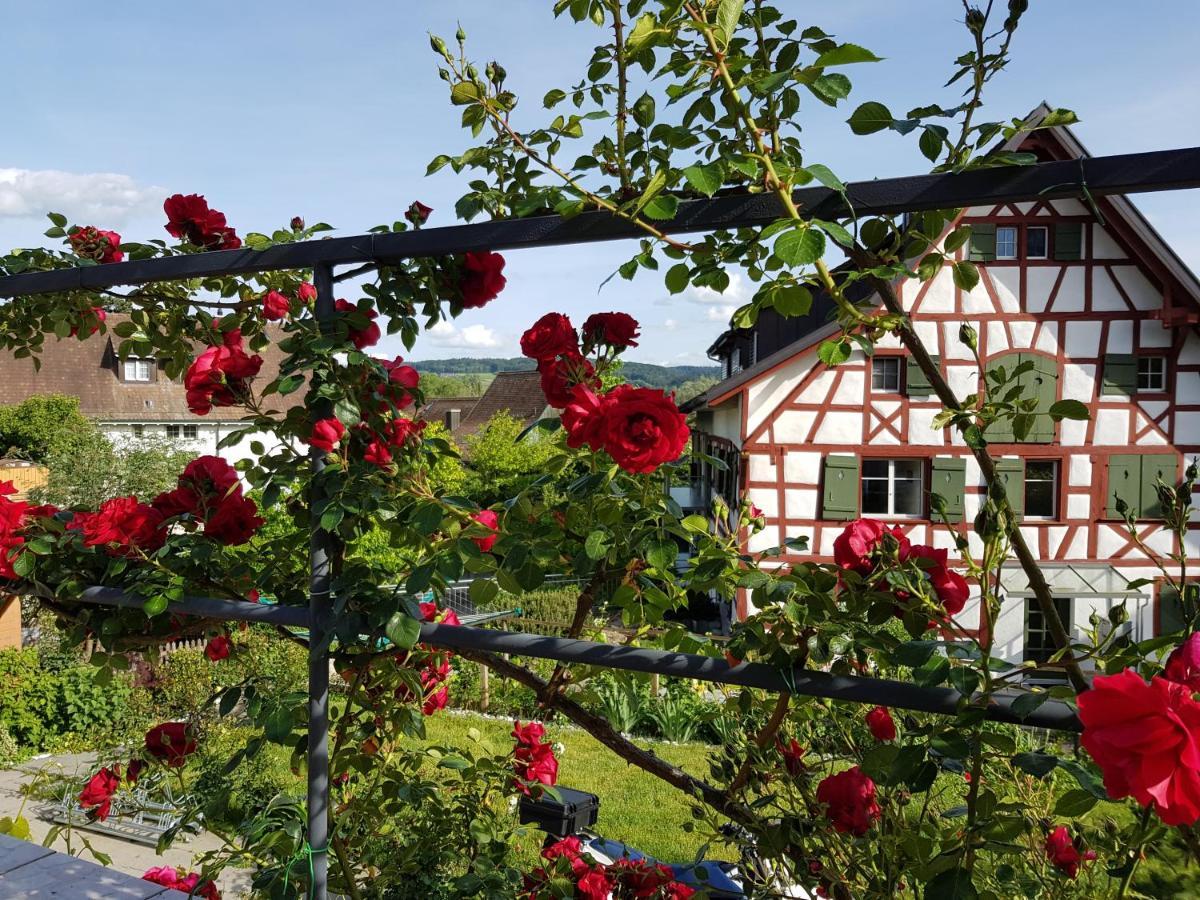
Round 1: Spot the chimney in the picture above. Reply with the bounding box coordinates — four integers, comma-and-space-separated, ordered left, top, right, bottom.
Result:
444, 408, 462, 431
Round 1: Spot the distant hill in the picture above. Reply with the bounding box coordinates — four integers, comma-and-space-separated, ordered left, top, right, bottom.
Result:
410, 357, 720, 391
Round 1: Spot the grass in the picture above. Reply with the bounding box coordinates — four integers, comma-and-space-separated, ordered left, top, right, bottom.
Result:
417, 711, 717, 862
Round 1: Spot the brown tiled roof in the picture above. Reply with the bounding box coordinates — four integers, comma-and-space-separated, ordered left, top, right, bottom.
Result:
437, 371, 552, 438
419, 396, 480, 429
0, 314, 295, 422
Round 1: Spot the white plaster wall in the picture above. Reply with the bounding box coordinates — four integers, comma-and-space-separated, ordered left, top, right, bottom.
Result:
831, 369, 865, 405
748, 452, 776, 482
1091, 225, 1125, 259
1063, 321, 1102, 358
101, 422, 277, 469
746, 351, 815, 437
710, 401, 742, 446
908, 408, 945, 445
1113, 266, 1160, 310
782, 451, 821, 484
1092, 268, 1128, 312
813, 411, 862, 445
1054, 268, 1085, 313
1108, 319, 1134, 354
917, 269, 956, 313
1141, 320, 1172, 349
773, 410, 816, 444
1062, 363, 1095, 403
1093, 408, 1130, 445
784, 488, 818, 520
989, 268, 1021, 313
1025, 267, 1058, 314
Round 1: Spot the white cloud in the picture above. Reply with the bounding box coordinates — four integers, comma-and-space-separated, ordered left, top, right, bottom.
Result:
426, 320, 502, 349
705, 304, 738, 322
0, 168, 161, 221
663, 319, 678, 331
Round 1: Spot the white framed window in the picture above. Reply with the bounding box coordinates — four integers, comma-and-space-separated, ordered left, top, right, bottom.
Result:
1024, 460, 1059, 519
183, 424, 199, 440
996, 226, 1018, 260
861, 459, 924, 517
1024, 595, 1072, 666
164, 425, 181, 439
131, 424, 145, 438
123, 358, 153, 382
1137, 356, 1166, 392
871, 357, 901, 393
1025, 226, 1048, 259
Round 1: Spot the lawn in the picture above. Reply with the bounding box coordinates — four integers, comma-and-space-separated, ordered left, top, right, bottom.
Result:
418, 711, 718, 862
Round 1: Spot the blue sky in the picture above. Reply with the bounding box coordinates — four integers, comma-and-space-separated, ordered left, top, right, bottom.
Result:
1, 1, 1197, 366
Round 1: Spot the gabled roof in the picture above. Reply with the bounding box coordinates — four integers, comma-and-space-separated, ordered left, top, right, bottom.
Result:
0, 314, 294, 422
689, 103, 1200, 411
421, 370, 552, 439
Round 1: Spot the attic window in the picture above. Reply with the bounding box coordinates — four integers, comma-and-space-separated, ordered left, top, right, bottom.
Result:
123, 358, 153, 382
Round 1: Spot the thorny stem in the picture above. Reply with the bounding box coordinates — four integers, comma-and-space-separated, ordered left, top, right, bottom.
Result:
1117, 806, 1154, 898
727, 691, 790, 794
610, 1, 632, 193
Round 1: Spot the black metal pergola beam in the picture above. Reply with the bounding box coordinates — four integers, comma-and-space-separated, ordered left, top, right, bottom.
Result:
64, 587, 1081, 733
0, 147, 1197, 298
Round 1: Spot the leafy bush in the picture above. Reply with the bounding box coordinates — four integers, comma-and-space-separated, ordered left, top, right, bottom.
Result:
0, 394, 92, 461
33, 429, 193, 509
189, 725, 303, 829
590, 674, 647, 735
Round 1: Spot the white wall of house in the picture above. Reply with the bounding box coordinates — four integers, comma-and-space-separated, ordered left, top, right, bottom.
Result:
100, 422, 287, 468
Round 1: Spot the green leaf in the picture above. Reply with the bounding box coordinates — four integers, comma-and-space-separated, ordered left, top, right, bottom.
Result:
1056, 758, 1107, 798
47, 212, 68, 228
642, 195, 679, 221
772, 284, 812, 317
681, 162, 724, 198
919, 127, 943, 163
0, 814, 30, 840
818, 339, 851, 367
847, 101, 893, 135
1008, 691, 1047, 720
774, 227, 825, 267
715, 0, 744, 46
631, 93, 656, 129
808, 73, 851, 106
584, 529, 609, 560
682, 514, 709, 534
930, 732, 970, 759
386, 611, 423, 650
1012, 751, 1058, 778
813, 43, 882, 67
805, 164, 845, 193
924, 868, 978, 900
263, 708, 294, 744
142, 595, 168, 617
543, 88, 566, 108
952, 260, 980, 292
1055, 788, 1099, 817
1049, 399, 1090, 421
438, 755, 471, 770
450, 82, 481, 105
665, 263, 690, 295
469, 578, 499, 607
11, 551, 33, 578
646, 539, 678, 571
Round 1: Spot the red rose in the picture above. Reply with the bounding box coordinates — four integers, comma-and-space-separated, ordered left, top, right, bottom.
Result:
865, 706, 896, 741
612, 857, 675, 895
298, 282, 317, 304
127, 759, 145, 784
833, 518, 910, 576
816, 766, 881, 835
378, 356, 420, 409
184, 329, 263, 415
420, 602, 461, 626
163, 193, 241, 250
142, 867, 220, 900
205, 635, 231, 662
309, 418, 346, 453
204, 492, 264, 545
423, 684, 450, 716
68, 496, 166, 556
470, 509, 500, 552
79, 766, 121, 820
777, 738, 806, 777
181, 455, 239, 501
405, 201, 433, 226
1079, 668, 1200, 825
385, 416, 425, 449
1166, 632, 1200, 692
596, 385, 690, 474
513, 720, 546, 747
582, 312, 640, 349
151, 487, 198, 520
68, 226, 123, 264
562, 385, 609, 452
576, 867, 613, 900
539, 352, 598, 409
1044, 825, 1094, 879
929, 564, 969, 616
262, 290, 290, 321
363, 439, 393, 468
0, 488, 31, 580
542, 836, 582, 862
520, 313, 577, 361
69, 306, 107, 338
290, 216, 305, 231
144, 722, 198, 768
459, 251, 506, 308
335, 299, 381, 350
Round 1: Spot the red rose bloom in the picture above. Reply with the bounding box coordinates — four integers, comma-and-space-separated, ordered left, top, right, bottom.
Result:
576, 867, 614, 900
79, 766, 121, 820
777, 738, 806, 777
142, 867, 220, 900
865, 706, 897, 741
127, 759, 145, 784
386, 416, 425, 449
471, 509, 500, 552
562, 385, 610, 452
69, 306, 107, 338
181, 455, 239, 501
335, 299, 381, 350
0, 485, 32, 580
184, 329, 263, 415
582, 312, 640, 349
816, 766, 881, 835
420, 602, 461, 627
1079, 668, 1200, 825
68, 496, 166, 557
298, 282, 317, 304
378, 356, 420, 410
68, 226, 123, 264
520, 313, 578, 361
512, 719, 559, 794
405, 201, 433, 226
163, 193, 240, 250
1044, 825, 1095, 879
363, 439, 393, 468
596, 385, 690, 474
539, 352, 598, 409
204, 492, 264, 545
309, 418, 347, 453
262, 290, 290, 321
205, 635, 231, 662
144, 722, 198, 768
459, 251, 506, 308
1166, 632, 1200, 692
542, 835, 582, 862
833, 518, 910, 576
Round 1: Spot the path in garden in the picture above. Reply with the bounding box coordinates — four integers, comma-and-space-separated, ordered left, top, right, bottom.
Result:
0, 753, 252, 898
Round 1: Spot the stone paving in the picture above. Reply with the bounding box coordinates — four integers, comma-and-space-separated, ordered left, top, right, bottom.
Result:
0, 753, 253, 898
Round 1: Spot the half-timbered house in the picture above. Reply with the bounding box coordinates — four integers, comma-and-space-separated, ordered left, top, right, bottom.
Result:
683, 106, 1200, 669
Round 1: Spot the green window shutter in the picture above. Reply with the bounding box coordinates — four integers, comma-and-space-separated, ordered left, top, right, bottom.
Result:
1054, 222, 1083, 261
1106, 454, 1142, 518
929, 457, 966, 521
1101, 354, 1137, 396
1159, 584, 1186, 636
905, 355, 940, 397
993, 458, 1024, 520
1021, 353, 1059, 443
984, 352, 1021, 443
1140, 454, 1178, 519
968, 223, 996, 262
822, 455, 859, 521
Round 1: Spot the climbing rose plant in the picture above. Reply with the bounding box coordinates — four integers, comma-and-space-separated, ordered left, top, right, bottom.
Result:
1, 2, 1198, 898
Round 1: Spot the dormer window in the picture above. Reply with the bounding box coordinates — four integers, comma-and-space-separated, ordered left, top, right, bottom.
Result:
122, 358, 153, 382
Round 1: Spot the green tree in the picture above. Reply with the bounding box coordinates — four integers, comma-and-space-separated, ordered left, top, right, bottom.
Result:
461, 411, 564, 505
420, 371, 493, 398
675, 375, 718, 403
0, 395, 93, 461
32, 429, 194, 508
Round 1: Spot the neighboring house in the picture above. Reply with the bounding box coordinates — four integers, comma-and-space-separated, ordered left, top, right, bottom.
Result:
420, 370, 555, 439
0, 314, 294, 467
682, 106, 1200, 670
